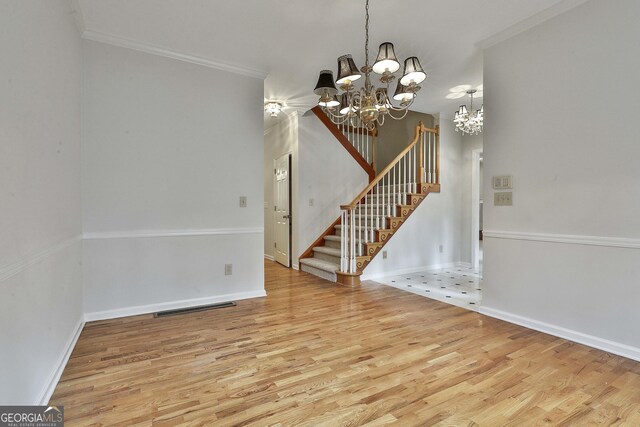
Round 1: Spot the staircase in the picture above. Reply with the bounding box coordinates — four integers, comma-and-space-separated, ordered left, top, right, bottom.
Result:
300, 115, 440, 286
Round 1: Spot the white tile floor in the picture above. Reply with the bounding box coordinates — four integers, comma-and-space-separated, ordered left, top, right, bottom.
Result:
375, 265, 483, 311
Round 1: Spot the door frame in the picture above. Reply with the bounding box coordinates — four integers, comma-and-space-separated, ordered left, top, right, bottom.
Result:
273, 152, 292, 268
471, 149, 483, 272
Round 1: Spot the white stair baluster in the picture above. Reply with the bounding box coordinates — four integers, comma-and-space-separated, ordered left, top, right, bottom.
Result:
403, 153, 407, 204
350, 210, 356, 272
376, 182, 380, 231
364, 191, 368, 246
393, 165, 397, 215
365, 132, 369, 163
382, 175, 386, 218
370, 188, 374, 242
422, 134, 426, 183
410, 146, 414, 193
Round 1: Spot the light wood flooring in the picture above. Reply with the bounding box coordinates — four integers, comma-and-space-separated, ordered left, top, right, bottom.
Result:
51, 260, 640, 426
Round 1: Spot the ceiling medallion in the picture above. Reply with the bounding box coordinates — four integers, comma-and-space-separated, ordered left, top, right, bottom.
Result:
312, 0, 427, 131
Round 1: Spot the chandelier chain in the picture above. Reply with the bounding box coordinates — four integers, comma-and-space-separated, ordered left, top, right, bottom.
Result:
365, 0, 369, 68
312, 0, 426, 131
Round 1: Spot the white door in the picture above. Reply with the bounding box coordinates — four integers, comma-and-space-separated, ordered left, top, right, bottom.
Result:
274, 154, 291, 267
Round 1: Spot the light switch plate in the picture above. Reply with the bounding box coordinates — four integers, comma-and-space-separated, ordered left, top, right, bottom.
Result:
239, 196, 247, 208
494, 191, 513, 206
225, 264, 233, 275
492, 175, 513, 190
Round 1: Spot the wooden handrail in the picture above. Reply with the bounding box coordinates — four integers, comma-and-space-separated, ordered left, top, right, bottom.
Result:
311, 106, 376, 182
298, 216, 341, 261
340, 122, 437, 210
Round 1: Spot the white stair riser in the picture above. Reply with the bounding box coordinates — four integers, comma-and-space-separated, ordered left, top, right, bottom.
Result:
324, 239, 341, 249
300, 264, 337, 282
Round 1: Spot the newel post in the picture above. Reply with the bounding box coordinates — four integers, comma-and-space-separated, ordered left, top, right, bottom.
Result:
435, 125, 440, 184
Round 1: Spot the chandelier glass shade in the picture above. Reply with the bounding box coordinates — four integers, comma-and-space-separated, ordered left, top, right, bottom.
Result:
264, 101, 283, 118
312, 0, 426, 131
454, 90, 483, 135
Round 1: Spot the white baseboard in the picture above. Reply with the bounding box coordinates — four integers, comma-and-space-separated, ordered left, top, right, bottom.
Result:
38, 316, 85, 405
84, 290, 267, 322
479, 306, 640, 363
292, 263, 299, 271
264, 254, 275, 261
361, 262, 460, 282
456, 261, 473, 269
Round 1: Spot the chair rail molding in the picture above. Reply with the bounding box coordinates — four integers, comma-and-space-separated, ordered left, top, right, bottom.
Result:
83, 227, 264, 240
483, 230, 640, 250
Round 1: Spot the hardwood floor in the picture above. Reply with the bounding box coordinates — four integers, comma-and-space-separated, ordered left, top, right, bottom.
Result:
51, 261, 640, 426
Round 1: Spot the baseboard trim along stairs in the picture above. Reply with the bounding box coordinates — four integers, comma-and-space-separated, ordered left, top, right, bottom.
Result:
300, 119, 440, 286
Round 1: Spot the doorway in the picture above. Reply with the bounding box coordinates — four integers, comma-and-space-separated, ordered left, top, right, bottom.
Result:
274, 153, 292, 267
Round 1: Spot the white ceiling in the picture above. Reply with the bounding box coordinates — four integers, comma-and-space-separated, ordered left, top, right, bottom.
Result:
75, 0, 575, 120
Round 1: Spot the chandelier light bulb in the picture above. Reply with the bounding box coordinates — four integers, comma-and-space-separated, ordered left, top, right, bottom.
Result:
264, 101, 283, 118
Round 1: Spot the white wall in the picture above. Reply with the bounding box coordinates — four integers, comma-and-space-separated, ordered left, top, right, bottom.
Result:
0, 1, 83, 404
362, 117, 464, 280
297, 114, 370, 261
264, 112, 299, 263
82, 41, 265, 318
482, 0, 640, 357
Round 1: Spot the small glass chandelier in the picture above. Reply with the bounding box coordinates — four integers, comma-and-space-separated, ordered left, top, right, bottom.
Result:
264, 101, 283, 118
312, 0, 427, 131
454, 90, 483, 135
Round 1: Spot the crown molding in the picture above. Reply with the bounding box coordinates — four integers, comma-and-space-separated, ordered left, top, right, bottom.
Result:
82, 30, 269, 80
67, 0, 86, 35
477, 0, 591, 50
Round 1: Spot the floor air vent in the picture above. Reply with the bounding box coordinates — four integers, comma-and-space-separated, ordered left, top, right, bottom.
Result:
153, 301, 236, 318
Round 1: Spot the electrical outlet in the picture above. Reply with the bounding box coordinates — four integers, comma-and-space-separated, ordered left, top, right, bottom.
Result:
382, 250, 388, 259
494, 192, 513, 206
225, 264, 233, 275
239, 196, 247, 208
439, 245, 444, 253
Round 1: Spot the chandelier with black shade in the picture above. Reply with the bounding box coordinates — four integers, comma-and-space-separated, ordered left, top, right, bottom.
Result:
312, 0, 427, 131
